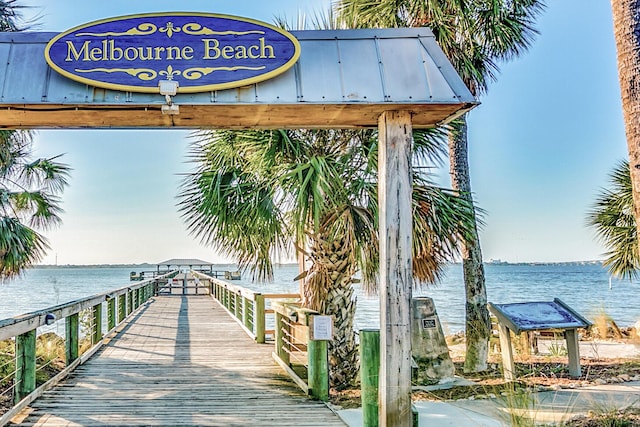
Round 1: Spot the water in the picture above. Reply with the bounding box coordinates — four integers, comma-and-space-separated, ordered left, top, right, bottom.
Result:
1, 263, 639, 333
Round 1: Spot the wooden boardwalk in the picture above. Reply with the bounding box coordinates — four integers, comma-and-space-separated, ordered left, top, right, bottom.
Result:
11, 296, 345, 426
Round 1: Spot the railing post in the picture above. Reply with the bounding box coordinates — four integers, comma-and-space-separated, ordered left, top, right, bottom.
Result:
127, 290, 133, 315
118, 294, 126, 323
108, 297, 116, 331
65, 313, 79, 364
242, 297, 250, 330
92, 303, 103, 345
255, 294, 265, 344
307, 334, 329, 401
274, 311, 289, 365
234, 293, 241, 319
361, 329, 380, 426
15, 329, 36, 403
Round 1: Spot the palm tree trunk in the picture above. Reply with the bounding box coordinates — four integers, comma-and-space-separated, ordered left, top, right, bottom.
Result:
448, 116, 490, 373
611, 0, 640, 253
302, 233, 359, 388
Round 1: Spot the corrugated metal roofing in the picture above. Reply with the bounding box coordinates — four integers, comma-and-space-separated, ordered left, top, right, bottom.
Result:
157, 259, 213, 267
0, 28, 476, 128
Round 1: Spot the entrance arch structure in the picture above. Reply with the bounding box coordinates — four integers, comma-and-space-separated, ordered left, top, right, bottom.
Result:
0, 28, 473, 128
0, 23, 476, 427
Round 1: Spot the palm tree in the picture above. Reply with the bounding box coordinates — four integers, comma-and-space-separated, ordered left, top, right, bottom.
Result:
179, 128, 476, 387
610, 1, 640, 255
0, 0, 31, 32
0, 2, 68, 279
0, 130, 70, 279
587, 160, 639, 280
337, 0, 545, 372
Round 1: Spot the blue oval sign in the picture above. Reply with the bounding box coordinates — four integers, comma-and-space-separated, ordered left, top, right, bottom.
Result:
45, 13, 301, 93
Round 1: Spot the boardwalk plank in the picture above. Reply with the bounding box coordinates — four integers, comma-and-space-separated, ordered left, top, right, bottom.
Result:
12, 296, 344, 427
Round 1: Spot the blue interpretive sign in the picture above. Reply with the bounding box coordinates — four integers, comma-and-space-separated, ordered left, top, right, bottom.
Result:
489, 298, 591, 334
44, 13, 301, 93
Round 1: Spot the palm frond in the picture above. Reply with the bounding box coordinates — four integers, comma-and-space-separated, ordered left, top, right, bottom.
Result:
586, 160, 639, 280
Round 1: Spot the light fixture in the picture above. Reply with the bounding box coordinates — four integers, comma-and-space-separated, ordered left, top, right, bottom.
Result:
44, 313, 56, 326
159, 80, 179, 115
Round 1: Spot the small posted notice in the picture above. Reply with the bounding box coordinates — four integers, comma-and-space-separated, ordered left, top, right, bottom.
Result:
311, 315, 333, 341
422, 317, 437, 329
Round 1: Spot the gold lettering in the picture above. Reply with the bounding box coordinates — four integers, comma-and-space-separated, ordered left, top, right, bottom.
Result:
124, 47, 138, 61
166, 46, 181, 60
65, 41, 90, 61
139, 47, 154, 61
260, 37, 275, 59
234, 45, 248, 59
108, 40, 123, 61
182, 46, 194, 60
221, 45, 234, 59
89, 47, 102, 61
248, 45, 260, 59
153, 46, 165, 60
203, 39, 220, 59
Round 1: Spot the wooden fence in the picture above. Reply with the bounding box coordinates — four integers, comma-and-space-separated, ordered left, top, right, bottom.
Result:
0, 270, 178, 421
191, 271, 299, 344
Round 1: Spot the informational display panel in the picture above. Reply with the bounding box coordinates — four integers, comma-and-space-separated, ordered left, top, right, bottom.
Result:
489, 298, 591, 334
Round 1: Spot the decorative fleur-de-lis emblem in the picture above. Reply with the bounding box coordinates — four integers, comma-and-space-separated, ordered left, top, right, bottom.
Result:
159, 22, 181, 38
159, 65, 181, 80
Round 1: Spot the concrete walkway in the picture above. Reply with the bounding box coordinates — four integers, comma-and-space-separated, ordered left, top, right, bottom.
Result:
338, 381, 640, 426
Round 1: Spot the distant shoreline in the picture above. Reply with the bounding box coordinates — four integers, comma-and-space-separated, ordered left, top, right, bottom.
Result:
33, 261, 604, 269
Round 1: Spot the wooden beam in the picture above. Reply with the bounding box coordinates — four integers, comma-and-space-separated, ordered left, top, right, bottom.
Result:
15, 330, 36, 404
377, 110, 413, 427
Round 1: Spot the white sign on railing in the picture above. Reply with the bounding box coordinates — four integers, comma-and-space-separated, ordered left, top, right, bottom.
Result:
310, 315, 333, 341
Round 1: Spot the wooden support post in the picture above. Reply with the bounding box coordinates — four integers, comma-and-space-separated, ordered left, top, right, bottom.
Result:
118, 294, 126, 323
498, 323, 515, 381
15, 329, 36, 403
182, 273, 187, 295
65, 313, 79, 364
378, 110, 413, 427
92, 303, 102, 345
127, 291, 133, 315
255, 294, 265, 344
274, 311, 290, 364
242, 297, 250, 330
565, 329, 581, 377
107, 297, 116, 331
234, 293, 241, 319
308, 334, 329, 401
360, 329, 380, 427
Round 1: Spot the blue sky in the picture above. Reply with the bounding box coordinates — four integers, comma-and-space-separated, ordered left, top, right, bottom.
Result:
18, 1, 626, 265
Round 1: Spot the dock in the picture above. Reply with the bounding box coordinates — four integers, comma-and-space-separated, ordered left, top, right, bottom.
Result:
3, 275, 344, 426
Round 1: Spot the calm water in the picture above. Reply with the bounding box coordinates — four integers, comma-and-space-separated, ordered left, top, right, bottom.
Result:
0, 263, 638, 333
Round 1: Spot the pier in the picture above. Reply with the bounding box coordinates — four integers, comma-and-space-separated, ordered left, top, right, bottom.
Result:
0, 272, 344, 426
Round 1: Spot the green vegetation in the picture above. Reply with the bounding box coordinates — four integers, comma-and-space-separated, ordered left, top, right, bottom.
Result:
0, 2, 70, 279
587, 160, 639, 280
179, 128, 476, 386
336, 0, 546, 373
0, 333, 65, 414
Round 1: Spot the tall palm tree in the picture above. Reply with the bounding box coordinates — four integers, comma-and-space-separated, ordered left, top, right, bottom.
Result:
337, 0, 545, 372
0, 131, 70, 279
610, 1, 640, 255
587, 160, 639, 280
179, 128, 476, 387
0, 2, 68, 279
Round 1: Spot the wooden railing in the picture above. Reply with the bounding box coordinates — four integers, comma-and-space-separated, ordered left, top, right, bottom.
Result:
271, 301, 329, 401
0, 270, 178, 423
191, 271, 299, 344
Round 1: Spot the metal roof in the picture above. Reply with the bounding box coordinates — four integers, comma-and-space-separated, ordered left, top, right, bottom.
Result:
157, 258, 213, 267
0, 28, 476, 128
